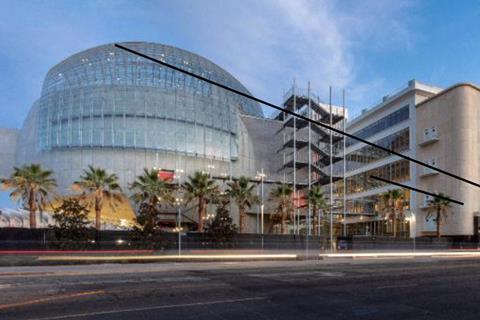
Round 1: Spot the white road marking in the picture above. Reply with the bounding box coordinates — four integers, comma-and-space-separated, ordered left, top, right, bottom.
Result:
248, 271, 344, 279
23, 296, 266, 320
0, 284, 11, 289
377, 283, 418, 289
321, 251, 480, 259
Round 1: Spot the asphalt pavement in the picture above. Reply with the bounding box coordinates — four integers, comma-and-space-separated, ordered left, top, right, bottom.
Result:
1, 257, 480, 319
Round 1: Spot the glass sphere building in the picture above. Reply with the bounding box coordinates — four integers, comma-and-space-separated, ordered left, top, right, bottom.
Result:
39, 42, 262, 159
15, 42, 264, 194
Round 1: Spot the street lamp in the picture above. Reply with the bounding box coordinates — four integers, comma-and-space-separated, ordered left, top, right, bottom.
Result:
256, 168, 266, 249
406, 211, 416, 252
174, 168, 184, 256
173, 225, 184, 256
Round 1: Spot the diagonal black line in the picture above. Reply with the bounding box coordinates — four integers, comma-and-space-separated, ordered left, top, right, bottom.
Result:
114, 43, 480, 191
369, 175, 463, 205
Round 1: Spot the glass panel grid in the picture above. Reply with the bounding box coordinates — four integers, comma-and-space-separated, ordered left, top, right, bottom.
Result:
37, 42, 262, 160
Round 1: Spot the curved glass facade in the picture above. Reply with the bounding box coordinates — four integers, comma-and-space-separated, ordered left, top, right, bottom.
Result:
37, 42, 262, 161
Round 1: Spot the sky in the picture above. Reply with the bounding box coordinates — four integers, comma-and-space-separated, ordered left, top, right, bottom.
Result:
0, 0, 480, 207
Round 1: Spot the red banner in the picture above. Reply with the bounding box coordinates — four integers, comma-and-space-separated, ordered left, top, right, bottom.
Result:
292, 191, 306, 208
158, 170, 174, 181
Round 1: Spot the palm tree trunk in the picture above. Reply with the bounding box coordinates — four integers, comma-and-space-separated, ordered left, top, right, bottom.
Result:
392, 210, 397, 238
320, 212, 328, 251
198, 197, 205, 232
239, 207, 245, 233
279, 215, 283, 234
28, 189, 36, 229
436, 209, 441, 238
149, 199, 157, 232
95, 199, 102, 231
318, 210, 322, 238
281, 207, 287, 234
92, 195, 102, 244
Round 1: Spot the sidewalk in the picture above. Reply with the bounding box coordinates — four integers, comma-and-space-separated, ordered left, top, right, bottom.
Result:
319, 250, 480, 259
2, 249, 480, 266
0, 249, 300, 266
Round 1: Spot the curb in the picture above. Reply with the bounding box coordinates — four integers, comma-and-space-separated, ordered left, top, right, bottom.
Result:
319, 251, 480, 260
25, 254, 301, 266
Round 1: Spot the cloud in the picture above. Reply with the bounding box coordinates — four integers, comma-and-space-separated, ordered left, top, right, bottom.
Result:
0, 0, 417, 126
0, 0, 418, 208
179, 0, 416, 116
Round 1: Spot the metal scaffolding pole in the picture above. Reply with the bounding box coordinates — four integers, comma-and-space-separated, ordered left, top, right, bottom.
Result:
256, 182, 260, 234
283, 126, 286, 183
329, 86, 334, 251
343, 89, 347, 237
293, 81, 297, 235
260, 168, 265, 235
317, 96, 322, 239
307, 81, 312, 236
282, 88, 287, 184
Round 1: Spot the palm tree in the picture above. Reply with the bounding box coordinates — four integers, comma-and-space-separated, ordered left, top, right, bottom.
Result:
270, 184, 293, 234
427, 193, 452, 238
129, 168, 173, 207
307, 186, 327, 236
381, 189, 405, 237
72, 166, 122, 233
0, 164, 57, 229
183, 171, 218, 232
226, 176, 259, 233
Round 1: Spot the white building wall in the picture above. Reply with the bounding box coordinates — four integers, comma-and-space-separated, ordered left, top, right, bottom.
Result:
344, 80, 441, 236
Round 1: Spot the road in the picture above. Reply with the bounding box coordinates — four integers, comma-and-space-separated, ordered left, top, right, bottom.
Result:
1, 258, 480, 319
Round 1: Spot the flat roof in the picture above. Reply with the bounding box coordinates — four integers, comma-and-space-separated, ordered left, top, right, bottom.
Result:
416, 83, 480, 108
347, 80, 442, 128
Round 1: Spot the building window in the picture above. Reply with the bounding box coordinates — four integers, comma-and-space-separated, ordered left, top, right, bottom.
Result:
346, 159, 410, 194
345, 128, 409, 172
346, 105, 409, 147
346, 190, 410, 215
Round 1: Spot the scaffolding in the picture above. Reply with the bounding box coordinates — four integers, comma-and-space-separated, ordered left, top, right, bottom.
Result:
275, 82, 346, 236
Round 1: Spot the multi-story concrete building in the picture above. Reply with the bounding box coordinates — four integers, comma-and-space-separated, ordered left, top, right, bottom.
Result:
342, 80, 443, 236
342, 80, 480, 238
415, 83, 480, 237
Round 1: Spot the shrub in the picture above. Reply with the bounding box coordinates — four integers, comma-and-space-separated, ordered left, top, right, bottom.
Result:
51, 198, 92, 248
